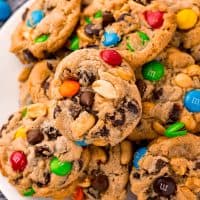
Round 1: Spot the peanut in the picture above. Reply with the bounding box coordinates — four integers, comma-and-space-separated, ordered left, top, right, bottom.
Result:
152, 121, 165, 135
110, 67, 134, 81
18, 67, 32, 82
27, 103, 47, 118
183, 64, 200, 76
92, 147, 107, 163
71, 112, 95, 138
174, 73, 193, 88
142, 102, 155, 115
92, 139, 108, 146
120, 140, 133, 165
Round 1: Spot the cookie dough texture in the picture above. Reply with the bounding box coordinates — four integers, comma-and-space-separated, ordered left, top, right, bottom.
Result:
10, 0, 81, 63
83, 142, 132, 200
0, 103, 90, 199
50, 49, 142, 146
129, 47, 200, 141
76, 0, 176, 68
130, 134, 200, 200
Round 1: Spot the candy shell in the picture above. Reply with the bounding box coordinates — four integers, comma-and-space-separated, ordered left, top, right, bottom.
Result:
165, 122, 187, 138
27, 10, 44, 28
23, 187, 35, 197
102, 32, 121, 47
10, 151, 27, 172
133, 147, 147, 169
144, 11, 164, 29
75, 140, 88, 147
0, 1, 11, 21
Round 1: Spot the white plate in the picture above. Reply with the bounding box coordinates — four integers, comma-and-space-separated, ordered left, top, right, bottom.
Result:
0, 0, 49, 199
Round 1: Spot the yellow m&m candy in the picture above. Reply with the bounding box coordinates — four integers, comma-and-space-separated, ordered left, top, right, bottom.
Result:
15, 127, 27, 139
176, 9, 198, 30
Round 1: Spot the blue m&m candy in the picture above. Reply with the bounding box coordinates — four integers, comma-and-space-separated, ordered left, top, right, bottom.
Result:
184, 89, 200, 113
75, 140, 88, 147
27, 10, 44, 28
0, 0, 11, 21
102, 31, 121, 47
133, 147, 147, 169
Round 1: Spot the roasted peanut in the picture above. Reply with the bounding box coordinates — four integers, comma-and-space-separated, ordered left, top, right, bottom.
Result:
110, 67, 134, 81
92, 147, 107, 163
152, 121, 165, 135
18, 67, 32, 82
27, 103, 47, 118
120, 140, 133, 165
92, 139, 108, 147
142, 102, 155, 115
183, 64, 200, 76
174, 73, 193, 88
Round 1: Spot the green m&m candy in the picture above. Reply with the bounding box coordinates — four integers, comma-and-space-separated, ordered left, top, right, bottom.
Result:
21, 107, 27, 118
50, 157, 72, 176
94, 10, 102, 18
34, 34, 49, 43
68, 35, 79, 51
137, 31, 150, 45
85, 16, 92, 24
23, 187, 35, 196
165, 122, 187, 138
142, 60, 165, 81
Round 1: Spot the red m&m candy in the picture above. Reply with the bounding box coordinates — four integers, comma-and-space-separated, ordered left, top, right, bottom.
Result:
144, 11, 164, 29
100, 49, 122, 66
73, 187, 84, 200
10, 151, 27, 172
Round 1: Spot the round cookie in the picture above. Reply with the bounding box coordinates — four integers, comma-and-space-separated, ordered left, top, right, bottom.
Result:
129, 47, 200, 141
0, 103, 90, 198
130, 134, 200, 200
70, 0, 176, 68
50, 49, 142, 146
10, 0, 81, 63
78, 141, 132, 200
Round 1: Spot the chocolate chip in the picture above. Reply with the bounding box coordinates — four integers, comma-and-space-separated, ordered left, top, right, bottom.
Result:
136, 79, 147, 97
102, 11, 115, 27
133, 172, 140, 179
47, 6, 55, 11
47, 62, 54, 71
167, 104, 181, 124
85, 44, 99, 49
53, 105, 62, 119
78, 70, 96, 86
106, 108, 126, 127
147, 196, 161, 200
95, 126, 109, 137
195, 162, 200, 169
117, 13, 130, 21
41, 126, 61, 140
78, 159, 84, 171
41, 78, 50, 95
23, 49, 38, 62
43, 50, 56, 59
80, 91, 94, 107
153, 88, 163, 101
27, 129, 44, 145
134, 0, 152, 5
84, 24, 101, 37
35, 145, 53, 157
69, 103, 82, 119
91, 174, 109, 192
155, 159, 167, 173
153, 176, 177, 197
36, 172, 51, 187
127, 101, 139, 114
22, 8, 29, 21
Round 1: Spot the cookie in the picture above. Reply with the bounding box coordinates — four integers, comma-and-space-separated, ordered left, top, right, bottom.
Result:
0, 103, 90, 198
78, 141, 132, 200
50, 49, 142, 146
71, 0, 176, 68
129, 47, 200, 141
10, 0, 81, 63
130, 134, 200, 200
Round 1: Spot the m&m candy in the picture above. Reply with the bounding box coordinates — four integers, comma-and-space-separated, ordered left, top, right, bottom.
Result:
133, 147, 147, 169
23, 187, 35, 197
165, 122, 187, 138
102, 31, 121, 47
10, 151, 27, 172
144, 11, 164, 29
75, 140, 88, 147
142, 60, 165, 81
50, 157, 72, 176
59, 80, 80, 97
27, 10, 44, 28
0, 0, 11, 21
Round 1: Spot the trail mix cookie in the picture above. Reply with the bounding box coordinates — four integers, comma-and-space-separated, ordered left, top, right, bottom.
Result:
70, 0, 176, 68
18, 59, 59, 106
130, 134, 200, 200
0, 103, 90, 198
50, 49, 142, 146
10, 0, 81, 63
129, 47, 200, 141
76, 141, 132, 200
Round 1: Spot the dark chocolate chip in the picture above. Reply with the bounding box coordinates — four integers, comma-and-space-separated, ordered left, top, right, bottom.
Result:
136, 79, 147, 97
41, 126, 61, 140
47, 62, 54, 71
107, 108, 126, 127
53, 105, 62, 119
153, 176, 177, 197
78, 159, 84, 171
22, 8, 29, 21
69, 103, 82, 119
127, 101, 139, 114
153, 88, 163, 101
23, 49, 38, 62
27, 129, 44, 145
155, 159, 167, 173
36, 172, 51, 187
135, 0, 152, 5
91, 174, 109, 192
80, 91, 94, 107
133, 172, 140, 179
84, 24, 101, 37
35, 145, 53, 157
41, 78, 50, 95
167, 104, 181, 124
47, 6, 55, 11
43, 50, 56, 59
117, 13, 130, 21
147, 196, 161, 200
78, 70, 96, 86
195, 162, 200, 169
95, 126, 110, 137
102, 11, 115, 27
85, 44, 99, 49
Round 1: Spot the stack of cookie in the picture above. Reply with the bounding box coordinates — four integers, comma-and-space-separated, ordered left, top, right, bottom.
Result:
0, 0, 200, 199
